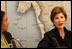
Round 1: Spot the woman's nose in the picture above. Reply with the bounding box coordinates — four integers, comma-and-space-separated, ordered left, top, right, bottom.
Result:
59, 18, 62, 22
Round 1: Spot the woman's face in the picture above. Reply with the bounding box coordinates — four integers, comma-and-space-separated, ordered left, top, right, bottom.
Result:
53, 13, 66, 29
1, 14, 9, 32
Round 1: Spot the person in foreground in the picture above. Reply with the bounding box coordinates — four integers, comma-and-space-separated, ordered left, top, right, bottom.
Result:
37, 7, 71, 48
1, 11, 16, 48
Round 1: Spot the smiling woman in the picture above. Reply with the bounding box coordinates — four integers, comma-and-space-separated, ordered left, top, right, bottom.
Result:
37, 7, 71, 48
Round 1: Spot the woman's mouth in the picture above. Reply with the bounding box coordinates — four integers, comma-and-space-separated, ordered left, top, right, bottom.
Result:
59, 23, 63, 26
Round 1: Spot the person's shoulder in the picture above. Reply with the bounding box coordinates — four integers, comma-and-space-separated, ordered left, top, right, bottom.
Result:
3, 31, 13, 43
67, 30, 71, 36
68, 30, 71, 34
3, 31, 12, 36
3, 31, 12, 39
67, 30, 71, 33
65, 27, 71, 35
44, 28, 55, 38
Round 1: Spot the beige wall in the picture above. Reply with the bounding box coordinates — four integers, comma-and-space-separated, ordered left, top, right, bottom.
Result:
1, 1, 71, 35
1, 1, 6, 12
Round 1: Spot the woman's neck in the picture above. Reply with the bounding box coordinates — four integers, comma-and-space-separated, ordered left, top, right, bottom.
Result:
58, 28, 65, 40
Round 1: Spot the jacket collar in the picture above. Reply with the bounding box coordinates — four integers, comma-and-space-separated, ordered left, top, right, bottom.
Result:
54, 27, 68, 35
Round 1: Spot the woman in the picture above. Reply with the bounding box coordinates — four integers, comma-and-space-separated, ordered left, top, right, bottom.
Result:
37, 7, 71, 48
1, 11, 16, 48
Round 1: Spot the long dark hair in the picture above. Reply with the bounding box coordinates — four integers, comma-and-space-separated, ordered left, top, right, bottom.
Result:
1, 11, 5, 24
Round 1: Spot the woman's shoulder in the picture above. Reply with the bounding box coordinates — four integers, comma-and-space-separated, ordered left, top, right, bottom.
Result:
67, 30, 71, 37
3, 31, 12, 38
67, 30, 71, 35
67, 30, 71, 33
3, 31, 12, 43
44, 28, 55, 38
65, 27, 71, 35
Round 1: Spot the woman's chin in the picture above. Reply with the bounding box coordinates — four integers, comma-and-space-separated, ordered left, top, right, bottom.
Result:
58, 26, 64, 29
56, 25, 64, 29
5, 28, 8, 31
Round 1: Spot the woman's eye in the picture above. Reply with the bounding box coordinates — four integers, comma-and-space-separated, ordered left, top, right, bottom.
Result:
55, 17, 58, 19
61, 16, 63, 19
